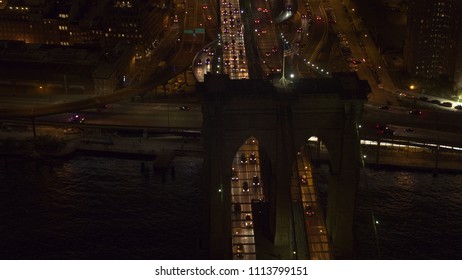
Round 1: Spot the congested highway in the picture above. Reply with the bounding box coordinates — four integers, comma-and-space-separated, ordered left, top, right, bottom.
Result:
231, 138, 263, 259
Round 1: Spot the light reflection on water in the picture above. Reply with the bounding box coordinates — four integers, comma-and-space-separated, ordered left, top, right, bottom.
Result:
316, 167, 462, 260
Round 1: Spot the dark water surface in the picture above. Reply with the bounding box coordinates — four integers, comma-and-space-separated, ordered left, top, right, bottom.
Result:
0, 155, 205, 259
1, 156, 461, 259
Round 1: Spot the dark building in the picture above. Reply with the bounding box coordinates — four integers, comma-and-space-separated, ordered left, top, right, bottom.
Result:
404, 0, 462, 86
0, 0, 166, 52
0, 41, 135, 95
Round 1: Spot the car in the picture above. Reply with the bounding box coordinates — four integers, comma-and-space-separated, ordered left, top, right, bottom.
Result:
240, 153, 247, 164
301, 14, 307, 18
252, 175, 260, 187
375, 124, 394, 135
244, 214, 253, 227
409, 109, 421, 115
375, 123, 387, 131
430, 99, 441, 105
235, 243, 244, 258
69, 114, 85, 123
231, 168, 239, 181
381, 127, 395, 135
305, 205, 315, 217
296, 27, 302, 33
262, 8, 268, 13
205, 58, 211, 65
316, 15, 322, 21
242, 181, 249, 193
179, 106, 190, 110
455, 105, 462, 110
173, 15, 179, 23
441, 102, 452, 108
378, 105, 389, 110
249, 153, 256, 163
300, 175, 307, 184
207, 15, 212, 21
254, 19, 260, 24
197, 59, 203, 66
404, 128, 415, 133
202, 5, 208, 9
261, 29, 267, 34
418, 96, 428, 102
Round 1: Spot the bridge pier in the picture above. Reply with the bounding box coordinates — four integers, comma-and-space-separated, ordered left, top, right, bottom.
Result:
325, 103, 362, 259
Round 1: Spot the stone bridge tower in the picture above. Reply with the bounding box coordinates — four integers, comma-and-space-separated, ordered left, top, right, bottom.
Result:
200, 73, 370, 259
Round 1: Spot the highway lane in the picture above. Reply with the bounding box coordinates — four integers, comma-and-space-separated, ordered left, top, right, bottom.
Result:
219, 0, 250, 80
252, 0, 283, 76
231, 138, 263, 260
296, 148, 331, 259
362, 104, 462, 147
23, 102, 204, 130
292, 0, 329, 78
328, 0, 398, 105
3, 100, 462, 147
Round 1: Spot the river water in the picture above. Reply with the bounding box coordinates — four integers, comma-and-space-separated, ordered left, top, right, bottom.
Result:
0, 155, 461, 260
